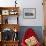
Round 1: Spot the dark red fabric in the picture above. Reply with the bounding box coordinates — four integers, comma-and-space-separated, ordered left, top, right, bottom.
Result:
21, 28, 41, 46
24, 28, 36, 40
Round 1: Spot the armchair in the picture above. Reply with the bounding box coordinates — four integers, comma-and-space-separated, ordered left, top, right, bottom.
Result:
21, 28, 41, 46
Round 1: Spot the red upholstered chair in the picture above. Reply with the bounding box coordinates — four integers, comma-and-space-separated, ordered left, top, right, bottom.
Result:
21, 28, 41, 46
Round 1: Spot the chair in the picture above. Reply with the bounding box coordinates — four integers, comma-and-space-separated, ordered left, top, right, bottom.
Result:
21, 28, 41, 46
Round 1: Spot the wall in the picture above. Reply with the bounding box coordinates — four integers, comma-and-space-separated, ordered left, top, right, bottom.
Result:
0, 0, 44, 26
0, 0, 15, 7
18, 0, 44, 26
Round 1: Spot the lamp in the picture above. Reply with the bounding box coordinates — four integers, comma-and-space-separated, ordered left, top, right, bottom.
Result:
15, 0, 17, 7
13, 28, 18, 41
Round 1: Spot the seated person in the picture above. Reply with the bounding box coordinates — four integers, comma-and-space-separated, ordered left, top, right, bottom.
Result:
21, 28, 41, 46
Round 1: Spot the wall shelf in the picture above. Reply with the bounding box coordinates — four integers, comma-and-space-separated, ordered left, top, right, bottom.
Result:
0, 7, 19, 46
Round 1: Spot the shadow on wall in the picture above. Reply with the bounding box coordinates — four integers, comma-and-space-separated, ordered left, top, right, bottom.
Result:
18, 26, 43, 44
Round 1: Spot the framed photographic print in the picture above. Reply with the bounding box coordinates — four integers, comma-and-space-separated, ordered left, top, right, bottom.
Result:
2, 10, 9, 15
23, 8, 36, 19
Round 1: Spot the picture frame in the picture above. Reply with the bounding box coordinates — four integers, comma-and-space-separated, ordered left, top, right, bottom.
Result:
2, 10, 9, 15
23, 8, 36, 19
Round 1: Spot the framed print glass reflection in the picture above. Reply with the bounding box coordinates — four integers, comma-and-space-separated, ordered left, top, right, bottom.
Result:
23, 8, 36, 19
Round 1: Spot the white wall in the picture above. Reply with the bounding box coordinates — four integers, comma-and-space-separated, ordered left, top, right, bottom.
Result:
18, 0, 44, 26
0, 0, 44, 26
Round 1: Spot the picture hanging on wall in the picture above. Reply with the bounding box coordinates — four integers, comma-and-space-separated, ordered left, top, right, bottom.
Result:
23, 8, 36, 19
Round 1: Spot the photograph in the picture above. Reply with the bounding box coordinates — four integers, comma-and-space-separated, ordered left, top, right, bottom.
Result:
0, 0, 45, 46
23, 8, 36, 19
